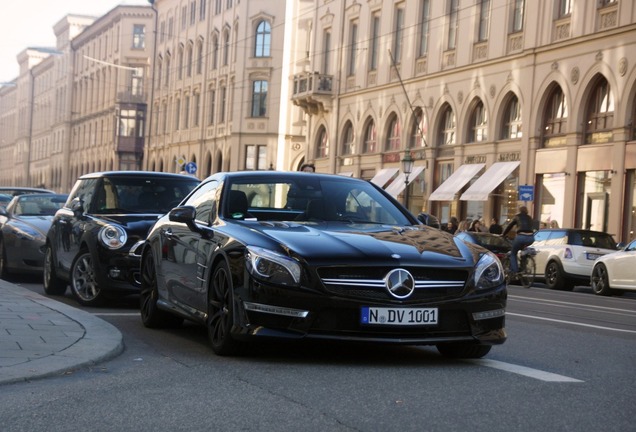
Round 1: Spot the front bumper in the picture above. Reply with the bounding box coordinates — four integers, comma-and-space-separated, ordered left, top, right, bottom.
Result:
93, 241, 144, 293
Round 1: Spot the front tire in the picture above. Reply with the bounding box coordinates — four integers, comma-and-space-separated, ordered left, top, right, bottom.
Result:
43, 244, 67, 295
591, 263, 612, 296
519, 256, 536, 289
545, 261, 573, 290
207, 260, 241, 356
140, 250, 183, 328
437, 344, 492, 359
70, 250, 105, 307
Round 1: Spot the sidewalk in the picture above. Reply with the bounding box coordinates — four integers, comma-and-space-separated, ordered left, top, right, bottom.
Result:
0, 279, 124, 385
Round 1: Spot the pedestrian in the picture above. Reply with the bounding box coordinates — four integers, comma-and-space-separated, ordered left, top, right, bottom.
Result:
489, 217, 503, 234
299, 163, 315, 172
468, 219, 482, 232
550, 220, 559, 228
445, 216, 459, 234
501, 206, 535, 275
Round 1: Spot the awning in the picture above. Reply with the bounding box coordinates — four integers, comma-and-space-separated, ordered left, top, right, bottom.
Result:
370, 168, 399, 188
385, 165, 426, 198
460, 161, 520, 201
427, 163, 485, 201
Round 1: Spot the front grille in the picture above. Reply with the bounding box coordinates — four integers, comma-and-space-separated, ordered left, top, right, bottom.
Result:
318, 266, 468, 302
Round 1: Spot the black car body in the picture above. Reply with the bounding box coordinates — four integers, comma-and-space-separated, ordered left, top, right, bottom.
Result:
140, 171, 507, 359
455, 231, 512, 260
0, 193, 68, 277
43, 171, 200, 306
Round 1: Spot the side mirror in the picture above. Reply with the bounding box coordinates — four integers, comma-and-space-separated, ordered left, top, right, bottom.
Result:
169, 206, 198, 232
70, 197, 84, 215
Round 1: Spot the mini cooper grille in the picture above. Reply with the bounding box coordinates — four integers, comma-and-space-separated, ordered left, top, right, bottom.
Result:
318, 266, 468, 301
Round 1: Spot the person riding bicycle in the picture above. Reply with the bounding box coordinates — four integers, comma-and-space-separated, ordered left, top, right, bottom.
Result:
501, 206, 535, 276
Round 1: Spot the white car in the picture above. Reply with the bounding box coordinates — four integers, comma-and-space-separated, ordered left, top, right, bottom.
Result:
531, 229, 619, 290
590, 239, 636, 296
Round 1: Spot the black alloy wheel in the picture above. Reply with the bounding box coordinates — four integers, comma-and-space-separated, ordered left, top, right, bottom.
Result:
140, 250, 183, 328
43, 244, 67, 295
207, 260, 241, 356
70, 250, 105, 307
591, 263, 612, 296
545, 261, 566, 290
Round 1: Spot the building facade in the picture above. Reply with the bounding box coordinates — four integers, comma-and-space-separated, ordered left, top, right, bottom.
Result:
291, 0, 636, 243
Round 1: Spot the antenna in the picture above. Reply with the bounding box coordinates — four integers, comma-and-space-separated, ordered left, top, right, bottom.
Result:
387, 49, 427, 147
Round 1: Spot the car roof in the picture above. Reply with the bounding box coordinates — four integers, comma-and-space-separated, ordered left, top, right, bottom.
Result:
205, 170, 365, 183
536, 228, 612, 236
77, 171, 199, 180
0, 187, 55, 195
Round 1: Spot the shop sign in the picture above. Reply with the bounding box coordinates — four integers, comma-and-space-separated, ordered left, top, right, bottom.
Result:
464, 155, 486, 164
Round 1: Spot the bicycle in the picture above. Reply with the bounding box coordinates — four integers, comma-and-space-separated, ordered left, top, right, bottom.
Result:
501, 245, 537, 288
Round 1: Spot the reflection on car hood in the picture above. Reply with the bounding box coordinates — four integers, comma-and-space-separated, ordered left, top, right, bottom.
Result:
96, 215, 160, 235
13, 215, 55, 235
249, 221, 478, 266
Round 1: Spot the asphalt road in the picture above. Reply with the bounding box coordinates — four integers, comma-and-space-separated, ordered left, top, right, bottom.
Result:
2, 277, 635, 432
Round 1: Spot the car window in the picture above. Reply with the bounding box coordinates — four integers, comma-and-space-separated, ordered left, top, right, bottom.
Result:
546, 230, 567, 245
67, 178, 99, 210
12, 195, 66, 216
625, 240, 636, 252
533, 230, 550, 242
186, 180, 219, 225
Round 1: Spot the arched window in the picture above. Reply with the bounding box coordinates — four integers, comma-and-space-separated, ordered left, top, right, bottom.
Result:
177, 44, 184, 79
385, 114, 401, 151
342, 122, 354, 155
211, 34, 219, 69
186, 42, 194, 77
164, 53, 171, 86
156, 56, 162, 89
410, 108, 428, 148
363, 120, 377, 153
196, 40, 204, 74
468, 100, 487, 142
438, 105, 456, 145
223, 30, 230, 65
501, 94, 522, 139
543, 85, 568, 147
255, 20, 271, 57
316, 126, 329, 158
585, 76, 614, 143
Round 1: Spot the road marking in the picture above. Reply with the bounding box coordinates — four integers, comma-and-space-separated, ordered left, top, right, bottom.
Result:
509, 295, 636, 314
507, 312, 636, 334
467, 359, 583, 382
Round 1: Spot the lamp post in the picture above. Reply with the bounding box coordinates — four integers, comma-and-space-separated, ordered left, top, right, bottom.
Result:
401, 150, 414, 210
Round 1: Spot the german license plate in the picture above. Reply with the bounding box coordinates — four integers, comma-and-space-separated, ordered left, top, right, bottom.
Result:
586, 253, 602, 260
361, 307, 438, 326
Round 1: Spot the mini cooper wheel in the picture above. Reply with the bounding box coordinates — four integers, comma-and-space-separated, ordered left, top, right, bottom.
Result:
140, 251, 183, 328
436, 344, 492, 359
43, 244, 67, 295
70, 250, 105, 307
591, 263, 612, 296
207, 260, 241, 356
545, 261, 572, 291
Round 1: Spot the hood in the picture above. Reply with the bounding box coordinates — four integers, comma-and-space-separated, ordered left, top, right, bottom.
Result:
247, 221, 479, 267
15, 215, 54, 236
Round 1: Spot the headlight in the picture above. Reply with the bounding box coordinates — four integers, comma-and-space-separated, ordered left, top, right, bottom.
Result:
246, 246, 301, 286
474, 252, 504, 290
99, 224, 127, 250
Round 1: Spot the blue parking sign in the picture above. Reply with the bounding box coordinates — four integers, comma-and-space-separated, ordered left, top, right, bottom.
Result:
185, 161, 197, 175
518, 185, 534, 201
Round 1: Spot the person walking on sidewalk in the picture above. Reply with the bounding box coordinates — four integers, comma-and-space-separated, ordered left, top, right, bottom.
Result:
501, 206, 535, 275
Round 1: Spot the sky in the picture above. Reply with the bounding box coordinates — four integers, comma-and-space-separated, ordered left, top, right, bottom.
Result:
0, 0, 147, 83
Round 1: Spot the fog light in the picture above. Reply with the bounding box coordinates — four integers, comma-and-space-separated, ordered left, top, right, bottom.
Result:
472, 309, 505, 321
109, 268, 122, 278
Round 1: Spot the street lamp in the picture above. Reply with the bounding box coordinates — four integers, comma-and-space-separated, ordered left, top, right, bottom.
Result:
401, 150, 414, 210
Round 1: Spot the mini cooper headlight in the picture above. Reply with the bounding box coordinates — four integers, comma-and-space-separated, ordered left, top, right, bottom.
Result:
98, 224, 127, 250
474, 252, 505, 290
246, 246, 301, 286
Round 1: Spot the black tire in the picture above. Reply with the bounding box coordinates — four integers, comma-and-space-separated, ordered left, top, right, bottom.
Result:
207, 260, 241, 356
437, 344, 492, 359
545, 261, 565, 290
519, 256, 536, 288
43, 244, 67, 295
70, 250, 105, 307
0, 236, 8, 279
140, 250, 183, 328
591, 263, 612, 296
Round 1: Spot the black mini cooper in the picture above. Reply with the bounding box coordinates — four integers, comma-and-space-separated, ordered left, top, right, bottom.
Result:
43, 171, 200, 306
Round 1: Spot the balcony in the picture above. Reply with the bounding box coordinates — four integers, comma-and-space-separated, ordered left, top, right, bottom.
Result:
117, 90, 146, 104
291, 72, 333, 114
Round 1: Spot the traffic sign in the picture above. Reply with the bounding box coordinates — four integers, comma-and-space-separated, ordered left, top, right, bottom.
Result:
185, 161, 197, 175
518, 185, 534, 201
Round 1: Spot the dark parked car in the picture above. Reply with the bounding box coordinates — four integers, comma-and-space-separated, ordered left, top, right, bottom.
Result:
0, 186, 55, 196
140, 171, 507, 359
0, 193, 68, 277
455, 231, 512, 260
43, 171, 200, 306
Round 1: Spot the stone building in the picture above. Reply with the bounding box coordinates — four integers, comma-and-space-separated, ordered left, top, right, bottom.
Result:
291, 0, 636, 242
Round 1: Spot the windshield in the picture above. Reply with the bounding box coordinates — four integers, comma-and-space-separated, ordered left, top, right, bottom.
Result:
12, 194, 67, 216
227, 176, 410, 225
94, 176, 200, 214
